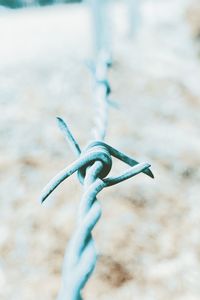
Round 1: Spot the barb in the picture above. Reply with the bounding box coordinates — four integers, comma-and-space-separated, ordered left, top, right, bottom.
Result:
40, 141, 152, 203
57, 117, 81, 157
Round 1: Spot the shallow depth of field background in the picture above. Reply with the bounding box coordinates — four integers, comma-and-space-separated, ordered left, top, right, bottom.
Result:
1, 0, 200, 299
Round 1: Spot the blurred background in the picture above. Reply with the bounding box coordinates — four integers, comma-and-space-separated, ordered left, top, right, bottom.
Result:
0, 0, 200, 299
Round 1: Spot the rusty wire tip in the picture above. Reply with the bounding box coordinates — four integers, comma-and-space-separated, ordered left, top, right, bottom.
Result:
56, 117, 81, 156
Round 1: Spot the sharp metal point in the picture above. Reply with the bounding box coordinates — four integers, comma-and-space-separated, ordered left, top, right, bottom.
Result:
56, 117, 81, 156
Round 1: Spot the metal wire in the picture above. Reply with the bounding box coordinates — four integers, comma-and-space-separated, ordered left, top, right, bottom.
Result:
40, 41, 154, 298
40, 137, 152, 300
92, 50, 111, 141
40, 4, 153, 299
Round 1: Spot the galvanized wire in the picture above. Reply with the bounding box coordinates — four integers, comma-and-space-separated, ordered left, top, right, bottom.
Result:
92, 50, 111, 141
40, 3, 153, 299
90, 0, 111, 60
40, 127, 153, 300
40, 144, 152, 299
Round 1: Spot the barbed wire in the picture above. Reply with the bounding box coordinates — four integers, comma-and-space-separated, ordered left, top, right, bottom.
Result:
40, 47, 153, 300
40, 1, 153, 299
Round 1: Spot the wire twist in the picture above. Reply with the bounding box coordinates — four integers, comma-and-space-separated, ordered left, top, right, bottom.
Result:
92, 50, 111, 141
40, 49, 153, 299
40, 132, 153, 300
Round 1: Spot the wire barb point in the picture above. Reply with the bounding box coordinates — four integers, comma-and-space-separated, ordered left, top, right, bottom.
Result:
56, 117, 81, 157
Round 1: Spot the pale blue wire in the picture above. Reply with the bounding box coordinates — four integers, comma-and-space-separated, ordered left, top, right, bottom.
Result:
40, 1, 153, 299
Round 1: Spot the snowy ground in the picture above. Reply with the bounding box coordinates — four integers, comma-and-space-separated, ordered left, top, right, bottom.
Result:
1, 1, 200, 299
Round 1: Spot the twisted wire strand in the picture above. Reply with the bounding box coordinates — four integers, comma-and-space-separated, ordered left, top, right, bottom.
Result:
40, 13, 153, 299
57, 53, 114, 299
40, 134, 153, 300
57, 164, 105, 300
92, 50, 111, 141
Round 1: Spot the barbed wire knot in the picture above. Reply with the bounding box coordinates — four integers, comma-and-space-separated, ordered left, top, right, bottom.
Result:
77, 141, 112, 184
40, 118, 153, 204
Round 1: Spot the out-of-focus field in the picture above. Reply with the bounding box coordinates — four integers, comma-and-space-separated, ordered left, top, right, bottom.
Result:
0, 0, 200, 299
